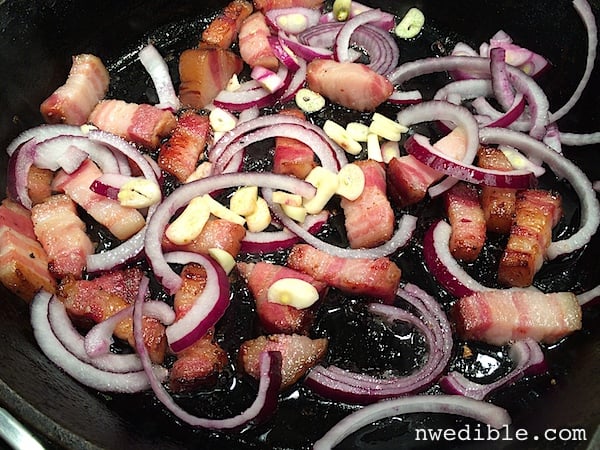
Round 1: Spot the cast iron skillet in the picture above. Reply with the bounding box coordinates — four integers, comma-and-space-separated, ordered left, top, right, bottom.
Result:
0, 1, 599, 449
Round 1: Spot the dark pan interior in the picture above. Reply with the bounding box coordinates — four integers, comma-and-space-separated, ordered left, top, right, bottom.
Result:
0, 1, 599, 449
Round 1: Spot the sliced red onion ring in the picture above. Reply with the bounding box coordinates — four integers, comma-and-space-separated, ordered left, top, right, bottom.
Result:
388, 56, 550, 139
549, 0, 597, 122
132, 277, 282, 430
138, 43, 180, 111
278, 32, 334, 61
387, 89, 422, 105
209, 114, 347, 173
405, 133, 537, 189
277, 56, 307, 103
489, 47, 515, 110
474, 94, 528, 130
396, 100, 482, 196
270, 195, 418, 259
313, 395, 512, 450
440, 339, 547, 400
84, 299, 175, 357
559, 130, 600, 146
163, 252, 230, 353
33, 137, 89, 173
577, 284, 600, 306
86, 230, 146, 273
305, 283, 452, 404
268, 36, 301, 70
299, 21, 399, 75
31, 290, 166, 392
6, 124, 85, 157
89, 173, 137, 200
7, 139, 37, 209
240, 210, 329, 253
423, 220, 492, 297
479, 127, 600, 260
145, 172, 316, 294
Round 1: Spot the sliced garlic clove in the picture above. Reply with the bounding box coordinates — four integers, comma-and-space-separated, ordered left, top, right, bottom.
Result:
245, 196, 272, 232
208, 247, 236, 275
267, 277, 319, 309
336, 163, 366, 201
165, 195, 211, 245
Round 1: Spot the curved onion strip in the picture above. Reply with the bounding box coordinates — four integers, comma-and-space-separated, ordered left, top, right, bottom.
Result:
85, 130, 160, 272
395, 100, 483, 196
559, 130, 600, 146
6, 124, 85, 157
577, 284, 600, 306
439, 339, 546, 400
387, 55, 549, 139
209, 114, 347, 172
549, 0, 597, 122
84, 300, 175, 357
163, 252, 230, 353
405, 134, 537, 189
278, 57, 307, 103
145, 172, 316, 293
269, 195, 418, 259
240, 210, 329, 253
138, 43, 180, 111
423, 220, 492, 297
473, 95, 529, 130
312, 395, 512, 450
31, 290, 166, 392
489, 47, 515, 110
305, 283, 452, 404
335, 9, 399, 75
215, 124, 341, 174
479, 127, 600, 260
7, 139, 36, 209
132, 277, 283, 430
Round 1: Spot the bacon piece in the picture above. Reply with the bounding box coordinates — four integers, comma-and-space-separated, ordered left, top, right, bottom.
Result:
162, 217, 246, 258
0, 199, 56, 301
52, 159, 146, 240
341, 160, 394, 249
306, 60, 393, 111
444, 182, 486, 262
158, 110, 211, 182
476, 146, 516, 234
31, 195, 93, 279
387, 128, 468, 207
169, 263, 228, 392
237, 261, 327, 334
453, 290, 582, 345
287, 243, 401, 303
179, 46, 243, 109
40, 54, 109, 125
253, 0, 324, 12
272, 109, 316, 179
58, 268, 167, 364
498, 190, 562, 287
239, 334, 328, 390
27, 166, 54, 206
88, 99, 176, 149
238, 12, 279, 71
202, 0, 254, 49
386, 155, 440, 207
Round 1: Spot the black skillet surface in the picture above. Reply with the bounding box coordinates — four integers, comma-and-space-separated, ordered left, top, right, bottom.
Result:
0, 0, 599, 449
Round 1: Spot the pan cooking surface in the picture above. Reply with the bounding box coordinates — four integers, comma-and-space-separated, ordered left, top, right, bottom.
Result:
0, 1, 598, 449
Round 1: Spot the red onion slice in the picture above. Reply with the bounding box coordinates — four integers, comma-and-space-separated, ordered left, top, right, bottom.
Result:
440, 339, 546, 400
240, 210, 329, 253
422, 220, 492, 297
489, 47, 515, 110
405, 133, 537, 189
31, 290, 166, 392
7, 139, 36, 209
278, 32, 334, 61
163, 252, 230, 353
132, 277, 283, 430
144, 172, 316, 293
305, 283, 452, 403
319, 1, 395, 31
84, 300, 175, 357
138, 43, 180, 111
549, 0, 597, 122
479, 127, 600, 260
313, 395, 512, 450
6, 124, 85, 157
